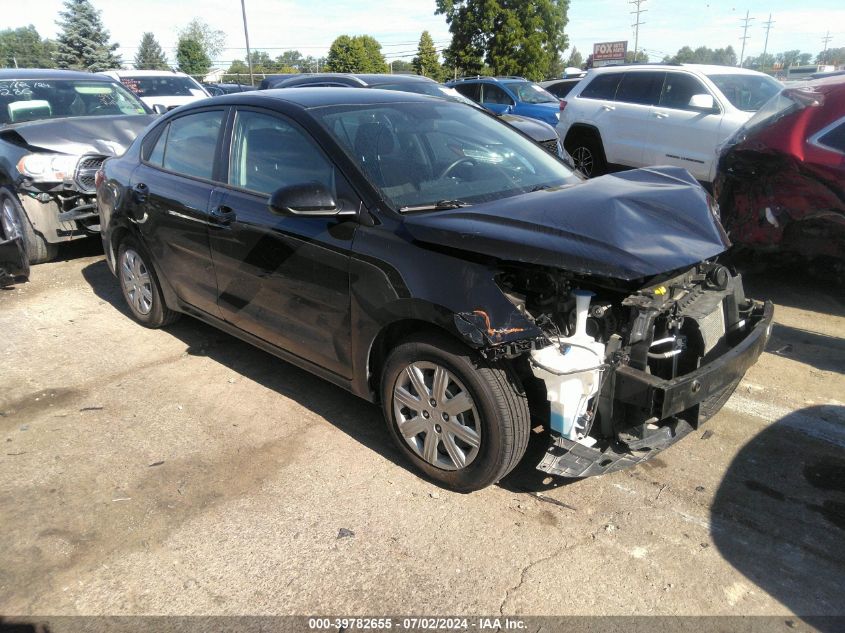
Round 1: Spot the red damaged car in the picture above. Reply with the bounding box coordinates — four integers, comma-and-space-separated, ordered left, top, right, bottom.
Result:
714, 76, 845, 267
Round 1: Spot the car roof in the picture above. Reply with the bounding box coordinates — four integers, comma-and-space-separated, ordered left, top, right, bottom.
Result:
588, 63, 771, 77
215, 86, 448, 109
0, 68, 116, 81
103, 69, 187, 77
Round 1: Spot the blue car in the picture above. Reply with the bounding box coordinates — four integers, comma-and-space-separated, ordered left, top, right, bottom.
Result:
447, 76, 562, 127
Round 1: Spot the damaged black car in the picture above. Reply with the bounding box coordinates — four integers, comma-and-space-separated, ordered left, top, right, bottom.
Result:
0, 69, 155, 263
97, 89, 773, 491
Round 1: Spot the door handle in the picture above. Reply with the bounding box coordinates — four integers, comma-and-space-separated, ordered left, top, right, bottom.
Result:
209, 205, 236, 226
601, 104, 615, 111
131, 183, 149, 203
653, 111, 669, 119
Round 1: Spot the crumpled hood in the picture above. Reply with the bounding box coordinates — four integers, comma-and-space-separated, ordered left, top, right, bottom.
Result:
402, 166, 730, 281
1, 114, 156, 157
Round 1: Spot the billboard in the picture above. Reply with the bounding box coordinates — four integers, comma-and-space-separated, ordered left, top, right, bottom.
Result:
593, 41, 628, 62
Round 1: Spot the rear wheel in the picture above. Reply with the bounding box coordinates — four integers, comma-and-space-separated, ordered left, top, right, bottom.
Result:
0, 188, 58, 264
117, 237, 179, 328
381, 333, 530, 492
566, 133, 607, 178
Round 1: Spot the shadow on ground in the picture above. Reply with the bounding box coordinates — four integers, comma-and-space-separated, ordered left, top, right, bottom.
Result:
712, 405, 845, 625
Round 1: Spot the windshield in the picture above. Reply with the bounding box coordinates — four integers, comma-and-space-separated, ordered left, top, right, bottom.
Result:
118, 75, 207, 98
0, 79, 149, 124
731, 86, 823, 144
505, 81, 558, 104
312, 100, 578, 211
706, 73, 782, 112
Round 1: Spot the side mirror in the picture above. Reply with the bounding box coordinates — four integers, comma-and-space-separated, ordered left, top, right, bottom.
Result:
505, 104, 515, 114
152, 104, 168, 115
688, 94, 718, 113
268, 182, 339, 217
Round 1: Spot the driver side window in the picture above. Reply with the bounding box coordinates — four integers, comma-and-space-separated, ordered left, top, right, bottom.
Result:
228, 110, 336, 197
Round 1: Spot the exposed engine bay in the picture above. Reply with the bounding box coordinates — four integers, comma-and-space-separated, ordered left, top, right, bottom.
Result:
493, 261, 772, 477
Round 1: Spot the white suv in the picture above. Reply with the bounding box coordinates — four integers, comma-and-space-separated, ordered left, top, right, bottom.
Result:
557, 64, 782, 183
98, 70, 210, 111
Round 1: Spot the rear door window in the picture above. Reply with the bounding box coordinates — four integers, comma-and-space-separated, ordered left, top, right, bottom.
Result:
452, 83, 480, 102
159, 110, 225, 180
616, 72, 665, 105
579, 73, 623, 100
660, 73, 712, 111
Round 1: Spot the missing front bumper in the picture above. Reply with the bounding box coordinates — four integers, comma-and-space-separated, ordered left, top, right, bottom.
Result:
536, 300, 774, 478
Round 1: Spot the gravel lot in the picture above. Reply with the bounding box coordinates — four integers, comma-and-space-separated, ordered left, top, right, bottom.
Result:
1, 240, 843, 620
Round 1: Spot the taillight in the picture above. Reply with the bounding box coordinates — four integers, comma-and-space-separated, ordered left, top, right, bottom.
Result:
94, 168, 105, 189
559, 100, 567, 111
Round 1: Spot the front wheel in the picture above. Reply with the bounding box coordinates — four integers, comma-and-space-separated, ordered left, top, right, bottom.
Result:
381, 333, 530, 492
0, 188, 58, 264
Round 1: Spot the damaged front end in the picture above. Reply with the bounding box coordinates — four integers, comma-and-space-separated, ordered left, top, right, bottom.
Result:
478, 261, 772, 478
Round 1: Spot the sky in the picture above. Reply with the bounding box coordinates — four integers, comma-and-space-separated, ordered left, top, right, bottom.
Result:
3, 0, 843, 69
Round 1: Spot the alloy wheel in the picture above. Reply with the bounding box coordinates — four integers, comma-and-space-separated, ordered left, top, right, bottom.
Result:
571, 146, 594, 177
392, 361, 482, 471
120, 248, 153, 316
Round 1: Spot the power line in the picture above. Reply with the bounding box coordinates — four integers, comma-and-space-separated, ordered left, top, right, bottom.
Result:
629, 0, 647, 61
739, 10, 754, 67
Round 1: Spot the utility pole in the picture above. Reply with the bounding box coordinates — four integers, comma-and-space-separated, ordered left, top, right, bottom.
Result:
762, 14, 774, 57
629, 0, 647, 62
821, 31, 833, 64
739, 10, 754, 67
240, 0, 254, 87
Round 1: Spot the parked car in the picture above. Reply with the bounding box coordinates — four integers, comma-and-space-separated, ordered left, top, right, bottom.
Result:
99, 70, 210, 110
97, 88, 772, 491
446, 76, 563, 127
0, 69, 154, 262
540, 78, 582, 99
260, 73, 565, 157
204, 82, 252, 96
714, 76, 845, 266
558, 64, 782, 181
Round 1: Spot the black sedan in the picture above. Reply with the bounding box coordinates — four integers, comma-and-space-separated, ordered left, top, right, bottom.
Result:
97, 88, 772, 491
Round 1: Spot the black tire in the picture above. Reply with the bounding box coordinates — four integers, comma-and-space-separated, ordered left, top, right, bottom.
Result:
380, 332, 530, 492
116, 236, 179, 328
0, 188, 58, 264
565, 133, 608, 178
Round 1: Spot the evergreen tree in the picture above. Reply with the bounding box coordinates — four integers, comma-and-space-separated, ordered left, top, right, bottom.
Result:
565, 47, 582, 68
177, 18, 225, 60
134, 32, 168, 70
0, 26, 56, 68
176, 36, 210, 77
55, 0, 121, 71
413, 31, 442, 79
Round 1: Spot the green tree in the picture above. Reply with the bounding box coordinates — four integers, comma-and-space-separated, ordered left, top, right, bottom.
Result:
436, 0, 569, 81
178, 18, 225, 60
54, 0, 121, 71
664, 45, 734, 66
134, 32, 168, 70
391, 60, 414, 73
818, 47, 845, 66
224, 59, 249, 82
176, 36, 210, 77
413, 30, 442, 79
565, 47, 582, 68
275, 50, 304, 71
0, 26, 56, 68
325, 35, 386, 73
624, 50, 649, 63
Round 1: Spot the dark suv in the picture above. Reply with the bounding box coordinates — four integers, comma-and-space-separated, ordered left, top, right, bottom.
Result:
97, 88, 772, 491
